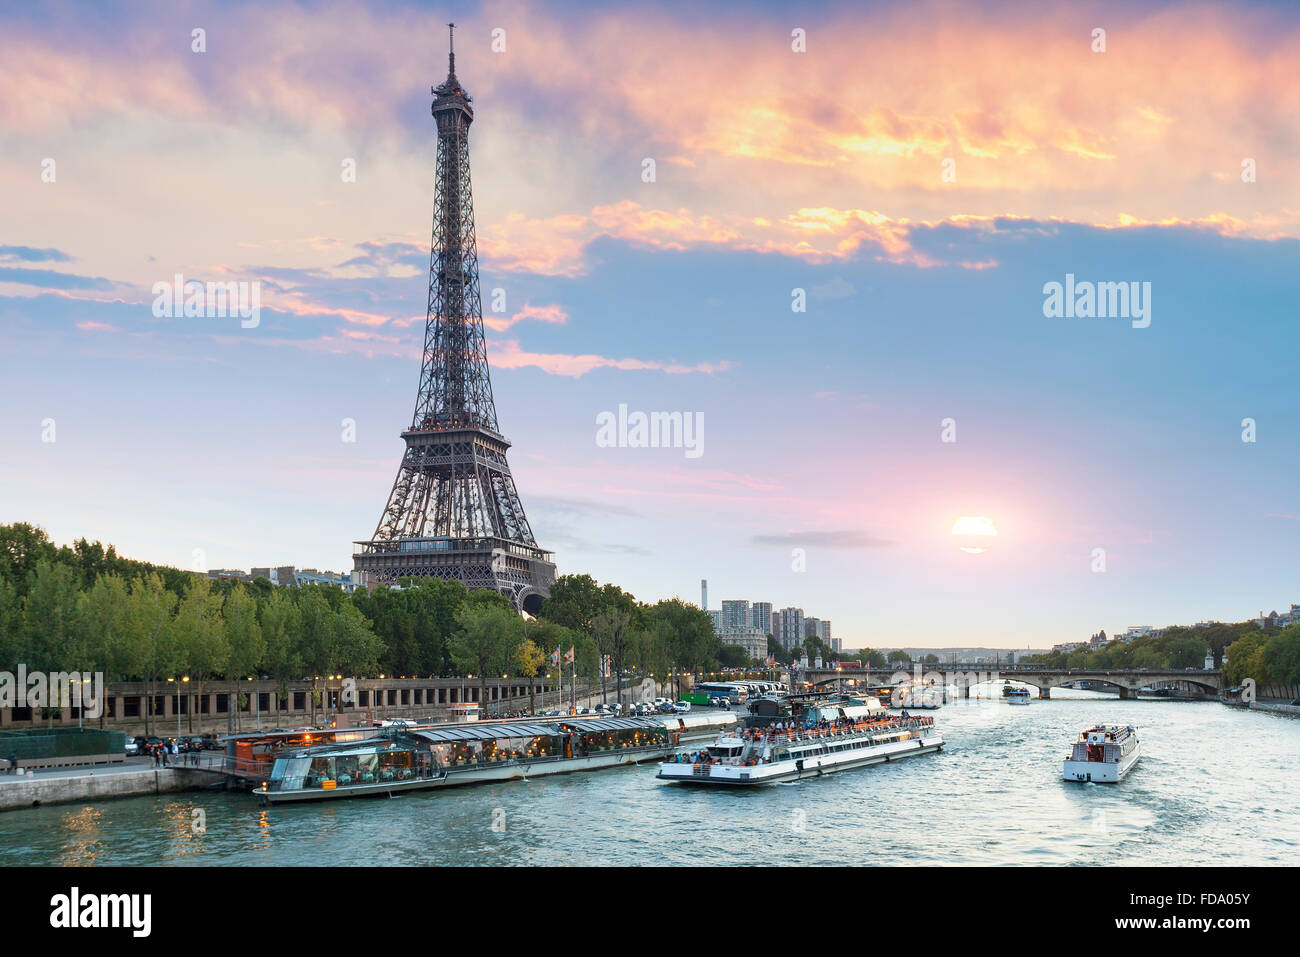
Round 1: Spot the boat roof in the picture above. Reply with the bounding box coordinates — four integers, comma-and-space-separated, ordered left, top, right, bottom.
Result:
412, 716, 662, 744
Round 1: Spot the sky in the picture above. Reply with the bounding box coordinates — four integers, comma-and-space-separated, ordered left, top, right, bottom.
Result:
1, 0, 1298, 649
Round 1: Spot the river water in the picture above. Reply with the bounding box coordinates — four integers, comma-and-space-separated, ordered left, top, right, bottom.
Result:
3, 690, 1296, 866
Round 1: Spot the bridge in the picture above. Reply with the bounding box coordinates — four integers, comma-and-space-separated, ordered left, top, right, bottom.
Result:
791, 663, 1222, 699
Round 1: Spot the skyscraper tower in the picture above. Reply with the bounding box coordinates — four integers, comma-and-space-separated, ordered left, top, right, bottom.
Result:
353, 25, 556, 612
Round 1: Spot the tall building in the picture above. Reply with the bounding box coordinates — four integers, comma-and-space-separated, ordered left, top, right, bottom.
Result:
700, 578, 707, 610
708, 609, 724, 634
775, 606, 805, 649
721, 599, 751, 631
750, 601, 772, 634
352, 26, 555, 613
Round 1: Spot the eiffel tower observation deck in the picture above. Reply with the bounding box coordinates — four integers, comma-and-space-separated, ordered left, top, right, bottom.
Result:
353, 25, 556, 613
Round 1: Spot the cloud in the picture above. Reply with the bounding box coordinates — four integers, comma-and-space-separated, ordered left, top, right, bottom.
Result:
0, 266, 115, 291
751, 530, 898, 548
483, 302, 569, 332
0, 245, 73, 263
488, 337, 731, 378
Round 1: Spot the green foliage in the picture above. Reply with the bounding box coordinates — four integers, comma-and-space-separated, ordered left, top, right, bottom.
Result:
1225, 623, 1300, 689
0, 522, 835, 696
1021, 622, 1270, 672
767, 635, 793, 666
856, 647, 886, 668
717, 643, 750, 668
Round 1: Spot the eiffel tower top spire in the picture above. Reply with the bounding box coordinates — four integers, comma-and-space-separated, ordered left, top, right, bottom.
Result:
435, 22, 469, 103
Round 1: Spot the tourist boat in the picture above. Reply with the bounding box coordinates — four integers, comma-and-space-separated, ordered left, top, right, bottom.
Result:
1063, 724, 1141, 783
1006, 688, 1031, 705
256, 717, 681, 804
657, 699, 943, 786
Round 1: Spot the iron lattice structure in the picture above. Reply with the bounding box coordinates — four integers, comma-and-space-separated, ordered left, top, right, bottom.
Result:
354, 26, 555, 613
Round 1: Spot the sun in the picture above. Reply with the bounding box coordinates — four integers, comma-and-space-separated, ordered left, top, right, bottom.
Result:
952, 515, 998, 554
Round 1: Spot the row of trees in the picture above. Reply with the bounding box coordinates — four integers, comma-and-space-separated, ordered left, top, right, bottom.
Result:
0, 524, 749, 724
1020, 621, 1267, 671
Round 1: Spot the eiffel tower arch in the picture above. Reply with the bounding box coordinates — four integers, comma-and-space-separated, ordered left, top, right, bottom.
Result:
353, 25, 556, 613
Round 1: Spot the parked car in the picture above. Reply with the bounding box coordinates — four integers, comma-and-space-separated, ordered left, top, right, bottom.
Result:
673, 701, 692, 713
124, 740, 140, 756
201, 733, 222, 751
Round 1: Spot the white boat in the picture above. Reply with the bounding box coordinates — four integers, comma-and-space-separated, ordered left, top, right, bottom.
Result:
657, 707, 943, 787
1006, 688, 1031, 705
1063, 724, 1141, 783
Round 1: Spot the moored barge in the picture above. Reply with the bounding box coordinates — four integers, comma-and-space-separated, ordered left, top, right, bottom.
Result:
257, 716, 687, 804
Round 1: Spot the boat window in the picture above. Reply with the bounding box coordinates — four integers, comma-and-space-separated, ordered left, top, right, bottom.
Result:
274, 756, 311, 791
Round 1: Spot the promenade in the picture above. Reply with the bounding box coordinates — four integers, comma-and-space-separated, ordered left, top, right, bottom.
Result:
0, 756, 217, 812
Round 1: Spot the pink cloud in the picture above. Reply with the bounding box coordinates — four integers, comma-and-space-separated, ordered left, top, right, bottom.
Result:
488, 338, 731, 378
483, 302, 569, 332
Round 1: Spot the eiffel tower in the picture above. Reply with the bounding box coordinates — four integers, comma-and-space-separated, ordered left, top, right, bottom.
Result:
353, 25, 556, 613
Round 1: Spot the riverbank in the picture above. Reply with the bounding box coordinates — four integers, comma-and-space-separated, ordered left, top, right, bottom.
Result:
0, 759, 212, 812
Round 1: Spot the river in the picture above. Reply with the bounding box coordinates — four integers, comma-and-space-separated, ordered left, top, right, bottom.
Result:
3, 690, 1296, 866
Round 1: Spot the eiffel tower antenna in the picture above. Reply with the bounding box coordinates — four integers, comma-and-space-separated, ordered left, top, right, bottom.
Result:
353, 34, 556, 612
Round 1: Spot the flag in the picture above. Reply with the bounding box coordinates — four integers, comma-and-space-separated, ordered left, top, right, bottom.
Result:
564, 646, 575, 665
550, 648, 560, 667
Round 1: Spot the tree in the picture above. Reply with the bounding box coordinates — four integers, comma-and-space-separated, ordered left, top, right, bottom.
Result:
74, 573, 130, 725
514, 638, 546, 714
0, 522, 58, 597
645, 598, 717, 690
260, 588, 303, 707
717, 643, 749, 669
122, 573, 179, 736
171, 576, 228, 732
1225, 629, 1269, 689
592, 607, 634, 704
224, 583, 265, 728
541, 574, 605, 633
767, 635, 793, 667
451, 603, 522, 712
0, 578, 21, 672
858, 647, 886, 668
886, 650, 912, 665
